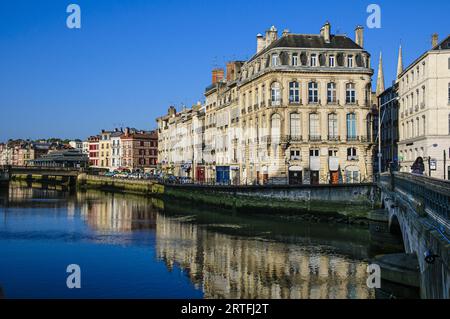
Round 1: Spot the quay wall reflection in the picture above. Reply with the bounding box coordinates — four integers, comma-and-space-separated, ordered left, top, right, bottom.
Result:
155, 215, 374, 299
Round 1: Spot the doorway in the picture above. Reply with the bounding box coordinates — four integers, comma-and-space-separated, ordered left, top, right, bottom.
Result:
310, 171, 319, 185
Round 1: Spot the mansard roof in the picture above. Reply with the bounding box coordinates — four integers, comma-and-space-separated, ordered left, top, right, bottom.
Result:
250, 34, 363, 62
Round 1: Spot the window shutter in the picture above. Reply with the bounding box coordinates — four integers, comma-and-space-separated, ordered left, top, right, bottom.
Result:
300, 52, 307, 66
337, 53, 344, 66
319, 54, 326, 66
356, 54, 363, 67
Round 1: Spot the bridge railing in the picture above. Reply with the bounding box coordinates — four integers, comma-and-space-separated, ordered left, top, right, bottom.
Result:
386, 172, 450, 227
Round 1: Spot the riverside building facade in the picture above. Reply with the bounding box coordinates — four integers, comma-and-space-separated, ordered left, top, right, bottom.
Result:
398, 34, 450, 179
157, 22, 376, 185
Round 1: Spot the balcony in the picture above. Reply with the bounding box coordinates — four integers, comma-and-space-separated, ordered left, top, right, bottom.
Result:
327, 99, 338, 106
346, 136, 360, 142
282, 135, 303, 143
327, 135, 340, 142
269, 99, 282, 107
288, 98, 302, 106
309, 135, 322, 142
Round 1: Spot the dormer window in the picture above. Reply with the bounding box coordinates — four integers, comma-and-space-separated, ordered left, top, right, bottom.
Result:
272, 54, 279, 66
347, 55, 354, 68
292, 54, 299, 66
310, 54, 317, 67
329, 55, 335, 67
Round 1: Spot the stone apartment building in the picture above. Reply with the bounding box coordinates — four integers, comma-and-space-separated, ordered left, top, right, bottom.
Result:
398, 34, 450, 179
120, 128, 158, 172
157, 22, 376, 185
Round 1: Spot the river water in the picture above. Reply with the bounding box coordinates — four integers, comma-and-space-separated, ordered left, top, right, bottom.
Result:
0, 182, 377, 299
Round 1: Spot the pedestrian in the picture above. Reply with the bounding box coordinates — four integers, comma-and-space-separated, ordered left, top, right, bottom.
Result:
411, 157, 425, 175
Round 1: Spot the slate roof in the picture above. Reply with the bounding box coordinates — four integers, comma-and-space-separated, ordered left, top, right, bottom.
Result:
250, 34, 362, 62
432, 35, 450, 50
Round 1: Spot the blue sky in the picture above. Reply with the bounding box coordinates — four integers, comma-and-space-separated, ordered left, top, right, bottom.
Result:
0, 0, 449, 141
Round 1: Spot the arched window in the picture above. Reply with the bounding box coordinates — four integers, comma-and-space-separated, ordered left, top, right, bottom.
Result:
271, 82, 281, 106
292, 53, 298, 66
346, 113, 357, 140
308, 82, 318, 104
346, 83, 356, 104
272, 54, 279, 66
271, 114, 281, 144
309, 113, 320, 140
366, 114, 372, 141
328, 113, 338, 140
289, 81, 300, 104
290, 113, 301, 139
327, 82, 336, 104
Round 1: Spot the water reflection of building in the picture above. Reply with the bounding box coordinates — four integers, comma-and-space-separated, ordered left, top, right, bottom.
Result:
156, 215, 374, 299
78, 192, 157, 232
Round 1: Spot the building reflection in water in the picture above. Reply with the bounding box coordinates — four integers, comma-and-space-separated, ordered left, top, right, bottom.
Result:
2, 184, 375, 299
77, 191, 158, 233
155, 215, 375, 299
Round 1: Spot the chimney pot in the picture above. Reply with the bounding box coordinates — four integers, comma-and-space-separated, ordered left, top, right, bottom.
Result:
322, 22, 331, 43
432, 33, 439, 48
212, 68, 224, 84
355, 25, 364, 47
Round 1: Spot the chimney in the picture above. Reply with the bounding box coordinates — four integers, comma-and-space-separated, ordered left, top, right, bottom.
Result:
212, 68, 224, 84
282, 29, 290, 37
265, 26, 278, 47
322, 22, 331, 43
256, 33, 265, 53
355, 25, 364, 47
432, 33, 439, 48
168, 106, 177, 117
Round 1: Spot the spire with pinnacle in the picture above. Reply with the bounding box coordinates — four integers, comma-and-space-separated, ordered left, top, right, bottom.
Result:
396, 45, 404, 80
376, 52, 385, 97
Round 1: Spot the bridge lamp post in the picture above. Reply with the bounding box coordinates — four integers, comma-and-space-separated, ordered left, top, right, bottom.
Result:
425, 144, 438, 178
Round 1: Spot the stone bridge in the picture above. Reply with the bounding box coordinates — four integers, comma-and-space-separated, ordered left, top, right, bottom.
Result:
1, 165, 83, 185
378, 172, 450, 299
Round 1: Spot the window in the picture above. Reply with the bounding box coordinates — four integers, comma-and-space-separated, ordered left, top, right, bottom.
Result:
271, 82, 281, 106
310, 149, 320, 157
292, 54, 298, 66
272, 54, 279, 66
255, 88, 259, 105
327, 82, 336, 104
308, 82, 318, 104
262, 84, 266, 102
448, 83, 450, 103
347, 55, 354, 68
347, 147, 357, 160
328, 113, 338, 139
309, 113, 320, 139
310, 54, 317, 67
290, 113, 301, 138
329, 149, 338, 157
346, 83, 356, 104
289, 81, 300, 103
347, 113, 357, 140
290, 150, 301, 160
329, 55, 335, 67
271, 114, 281, 144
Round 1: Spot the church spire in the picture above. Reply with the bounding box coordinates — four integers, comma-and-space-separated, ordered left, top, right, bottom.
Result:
376, 52, 385, 96
396, 45, 404, 80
